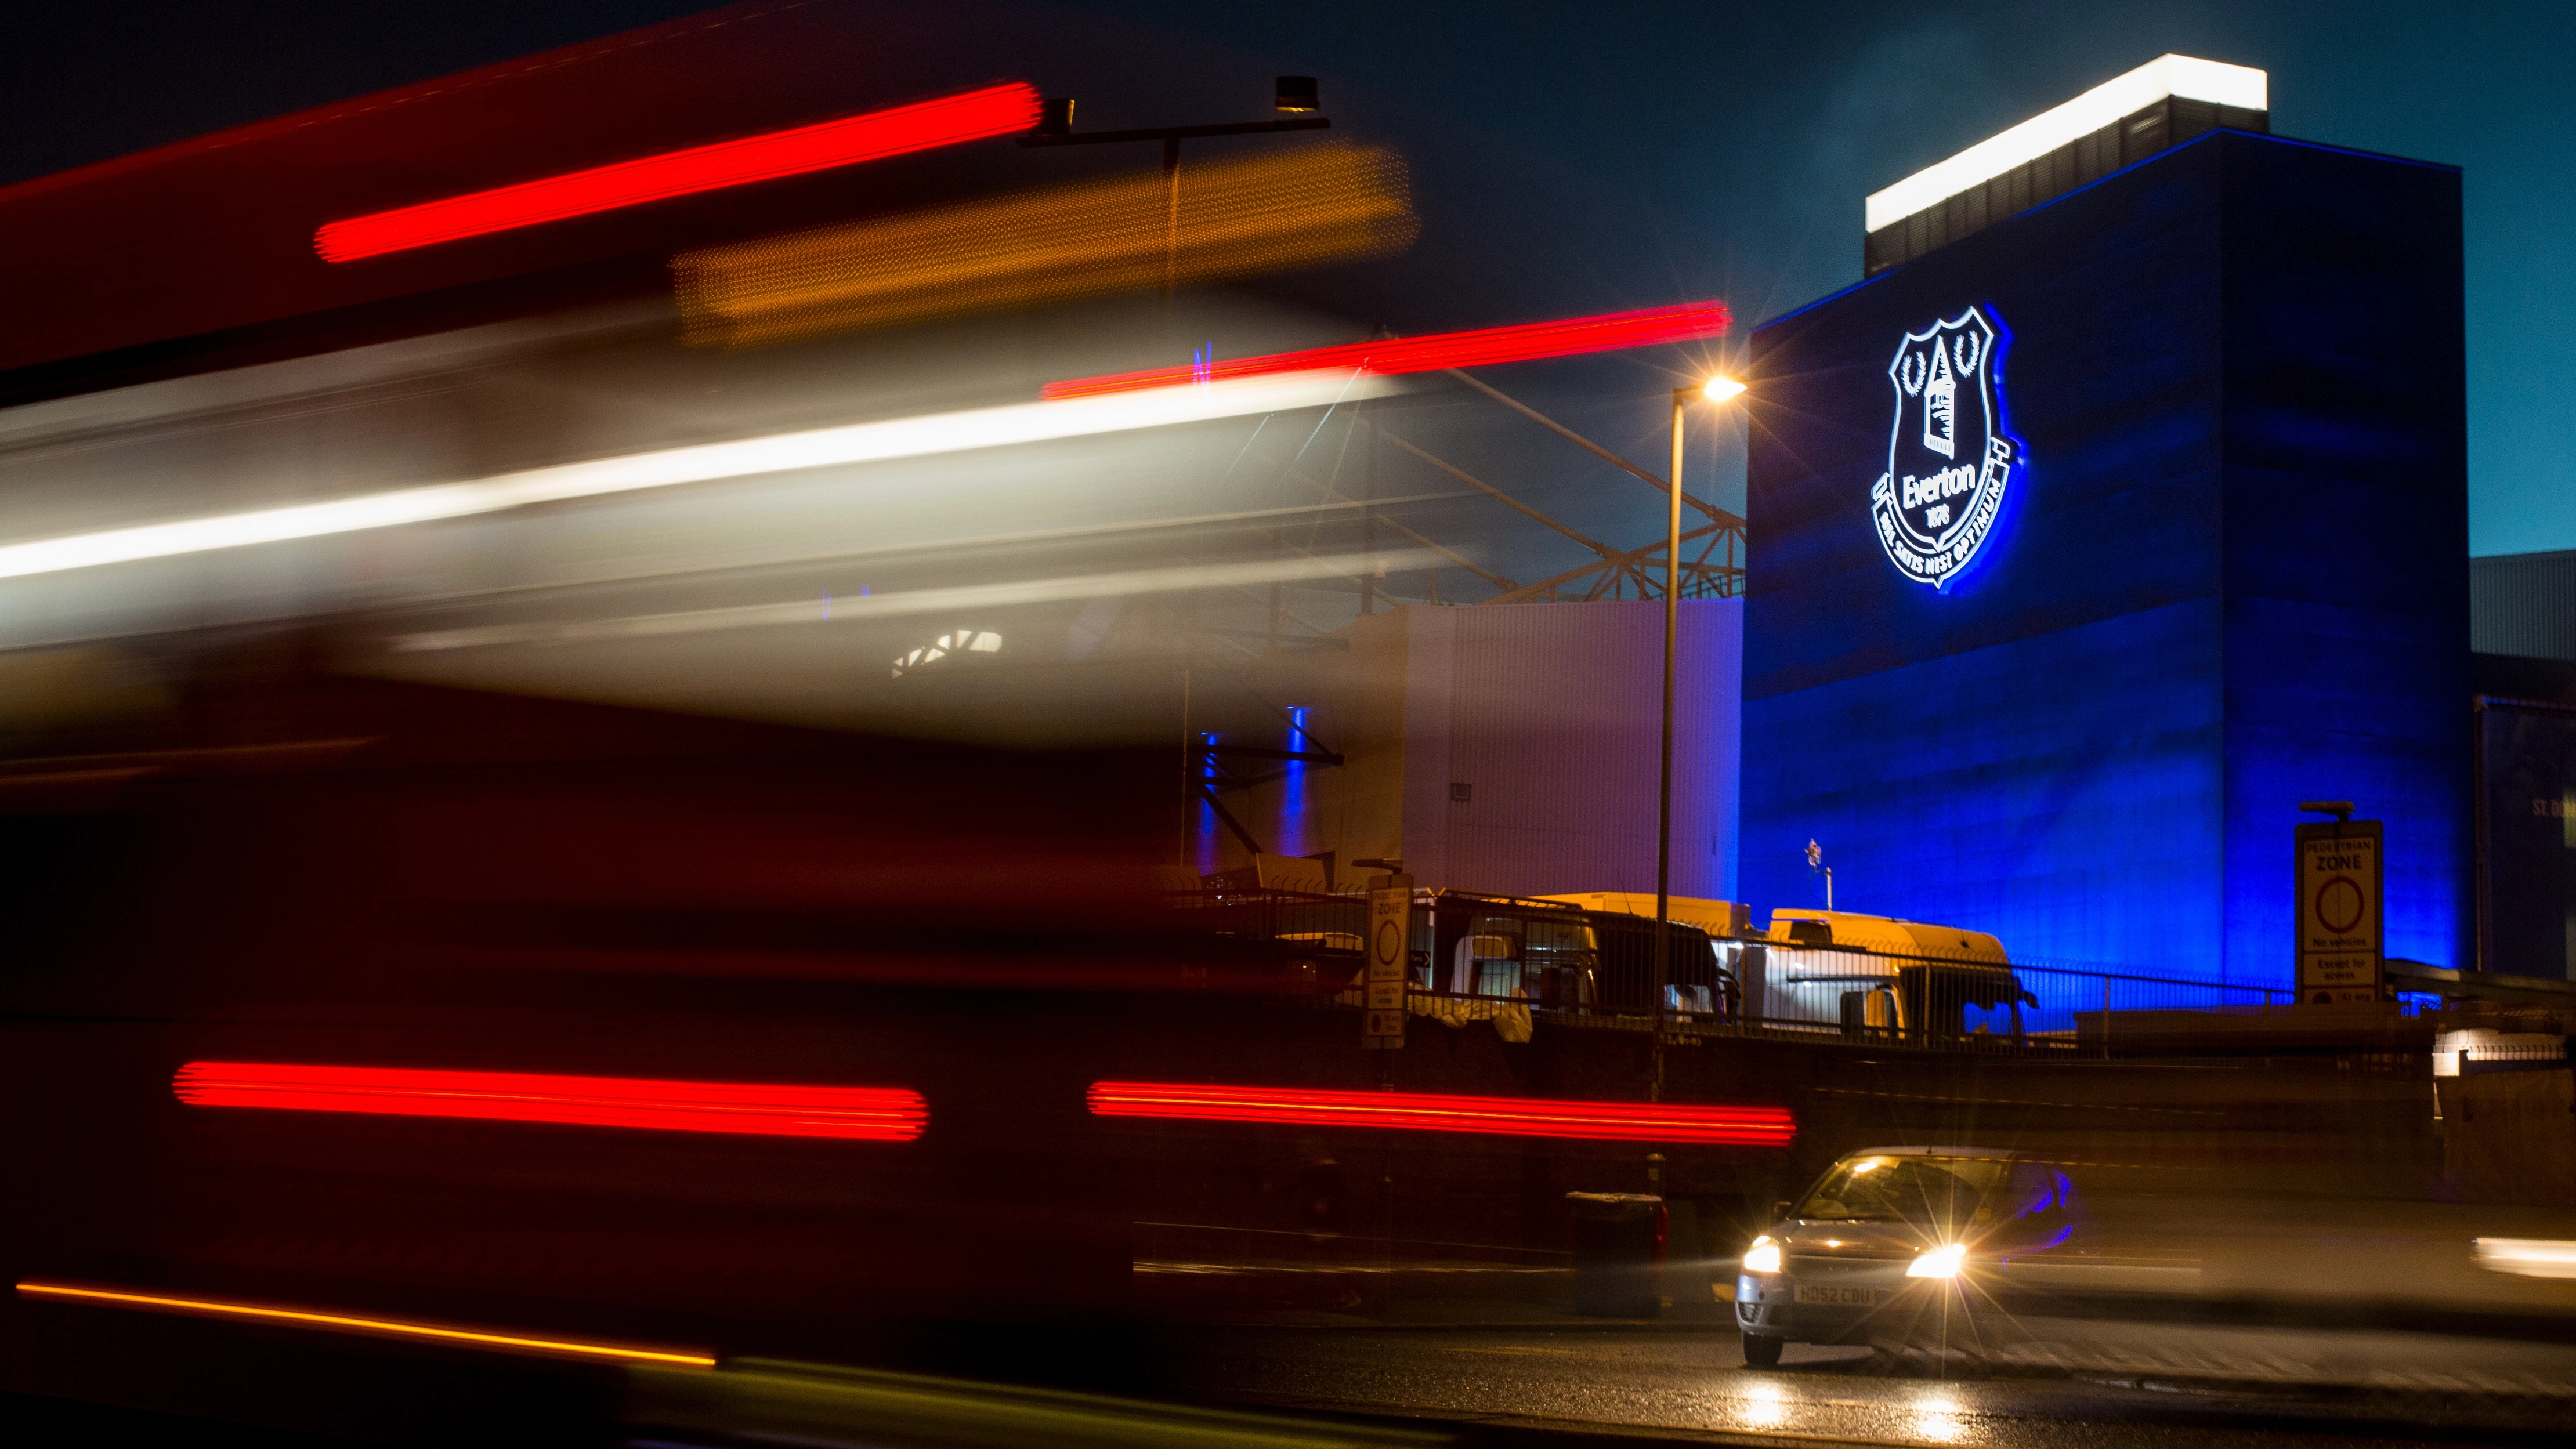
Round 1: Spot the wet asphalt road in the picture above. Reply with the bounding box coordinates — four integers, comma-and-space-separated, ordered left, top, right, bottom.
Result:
1154, 1321, 2576, 1447
7, 1324, 2573, 1448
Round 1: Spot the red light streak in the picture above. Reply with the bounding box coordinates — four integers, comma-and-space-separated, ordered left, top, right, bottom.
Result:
316, 82, 1042, 263
1087, 1081, 1793, 1145
175, 1062, 926, 1142
1040, 300, 1731, 400
16, 1281, 716, 1366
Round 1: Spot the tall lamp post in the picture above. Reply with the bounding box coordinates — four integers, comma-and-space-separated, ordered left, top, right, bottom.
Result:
1656, 375, 1748, 936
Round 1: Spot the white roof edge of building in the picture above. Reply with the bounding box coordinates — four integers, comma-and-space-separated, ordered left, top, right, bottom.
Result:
1863, 55, 2269, 234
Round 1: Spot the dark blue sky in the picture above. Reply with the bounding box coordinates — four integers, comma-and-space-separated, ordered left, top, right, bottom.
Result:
1138, 0, 2573, 557
7, 1, 2568, 554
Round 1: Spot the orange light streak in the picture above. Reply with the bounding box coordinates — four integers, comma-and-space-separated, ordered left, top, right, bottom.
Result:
15, 1281, 717, 1366
672, 140, 1415, 348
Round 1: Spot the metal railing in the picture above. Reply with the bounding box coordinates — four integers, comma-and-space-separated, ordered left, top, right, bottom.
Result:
1174, 886, 1728, 1019
1176, 890, 2330, 1059
1707, 946, 2297, 1055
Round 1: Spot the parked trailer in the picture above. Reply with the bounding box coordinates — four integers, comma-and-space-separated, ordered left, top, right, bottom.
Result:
1721, 909, 2035, 1042
1188, 887, 1739, 1020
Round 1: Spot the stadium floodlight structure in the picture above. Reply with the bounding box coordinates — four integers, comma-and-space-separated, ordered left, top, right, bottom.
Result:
1019, 77, 1337, 315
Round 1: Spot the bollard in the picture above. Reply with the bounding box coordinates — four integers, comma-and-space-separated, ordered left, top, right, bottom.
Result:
1566, 1191, 1665, 1318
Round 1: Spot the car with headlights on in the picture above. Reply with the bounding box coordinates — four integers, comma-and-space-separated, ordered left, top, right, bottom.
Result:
1732, 1145, 2087, 1367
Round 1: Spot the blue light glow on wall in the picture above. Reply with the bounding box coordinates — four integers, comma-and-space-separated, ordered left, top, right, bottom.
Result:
1742, 129, 2468, 983
1282, 705, 1312, 859
1193, 730, 1222, 876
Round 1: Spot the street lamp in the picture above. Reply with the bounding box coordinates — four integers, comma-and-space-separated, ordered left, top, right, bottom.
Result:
1656, 374, 1746, 938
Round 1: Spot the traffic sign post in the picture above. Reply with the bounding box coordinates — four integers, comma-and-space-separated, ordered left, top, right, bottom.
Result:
2294, 811, 2382, 1004
1363, 874, 1413, 1049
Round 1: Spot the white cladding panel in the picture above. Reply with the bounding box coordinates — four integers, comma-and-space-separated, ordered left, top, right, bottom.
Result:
1405, 599, 1741, 900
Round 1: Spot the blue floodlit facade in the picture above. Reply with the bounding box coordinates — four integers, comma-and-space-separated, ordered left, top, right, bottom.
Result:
1741, 129, 2469, 983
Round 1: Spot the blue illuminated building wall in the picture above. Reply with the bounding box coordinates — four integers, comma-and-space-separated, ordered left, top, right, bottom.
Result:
1741, 129, 2468, 981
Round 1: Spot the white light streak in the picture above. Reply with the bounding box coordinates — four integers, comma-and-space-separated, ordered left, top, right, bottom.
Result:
387, 552, 1428, 653
1865, 55, 2269, 233
2474, 1238, 2576, 1280
0, 371, 1399, 585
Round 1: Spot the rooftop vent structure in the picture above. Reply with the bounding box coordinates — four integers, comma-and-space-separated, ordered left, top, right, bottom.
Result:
1864, 55, 2268, 275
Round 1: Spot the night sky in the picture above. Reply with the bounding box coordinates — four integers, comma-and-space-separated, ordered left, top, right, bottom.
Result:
6, 1, 2568, 555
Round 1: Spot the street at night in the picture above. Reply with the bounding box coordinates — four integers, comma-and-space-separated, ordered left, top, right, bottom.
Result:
1164, 1323, 2576, 1447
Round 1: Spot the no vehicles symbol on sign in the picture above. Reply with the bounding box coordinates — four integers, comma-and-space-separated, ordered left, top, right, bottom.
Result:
2314, 875, 2365, 936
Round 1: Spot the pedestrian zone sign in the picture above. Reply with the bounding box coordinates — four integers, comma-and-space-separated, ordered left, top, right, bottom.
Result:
1364, 878, 1411, 1049
2295, 819, 2381, 1002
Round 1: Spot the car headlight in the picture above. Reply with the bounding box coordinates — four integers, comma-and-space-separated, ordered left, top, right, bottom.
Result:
1742, 1236, 1783, 1274
1906, 1243, 1967, 1279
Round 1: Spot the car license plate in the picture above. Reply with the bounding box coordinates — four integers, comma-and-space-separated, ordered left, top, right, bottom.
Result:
1794, 1284, 1877, 1306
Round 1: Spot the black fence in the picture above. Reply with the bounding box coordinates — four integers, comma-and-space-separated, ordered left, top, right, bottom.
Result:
1178, 889, 2370, 1059
1713, 939, 2300, 1053
1175, 887, 1734, 1019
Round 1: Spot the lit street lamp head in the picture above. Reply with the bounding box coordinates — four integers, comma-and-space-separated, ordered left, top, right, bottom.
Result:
1654, 365, 1747, 936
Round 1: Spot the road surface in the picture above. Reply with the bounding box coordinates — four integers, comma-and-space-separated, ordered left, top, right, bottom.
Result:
1152, 1319, 2576, 1448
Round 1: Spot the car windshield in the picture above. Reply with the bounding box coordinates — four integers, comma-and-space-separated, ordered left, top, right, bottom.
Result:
1796, 1155, 2009, 1225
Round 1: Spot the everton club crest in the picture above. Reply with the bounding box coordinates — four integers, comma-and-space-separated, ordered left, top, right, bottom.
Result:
1871, 306, 2016, 590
